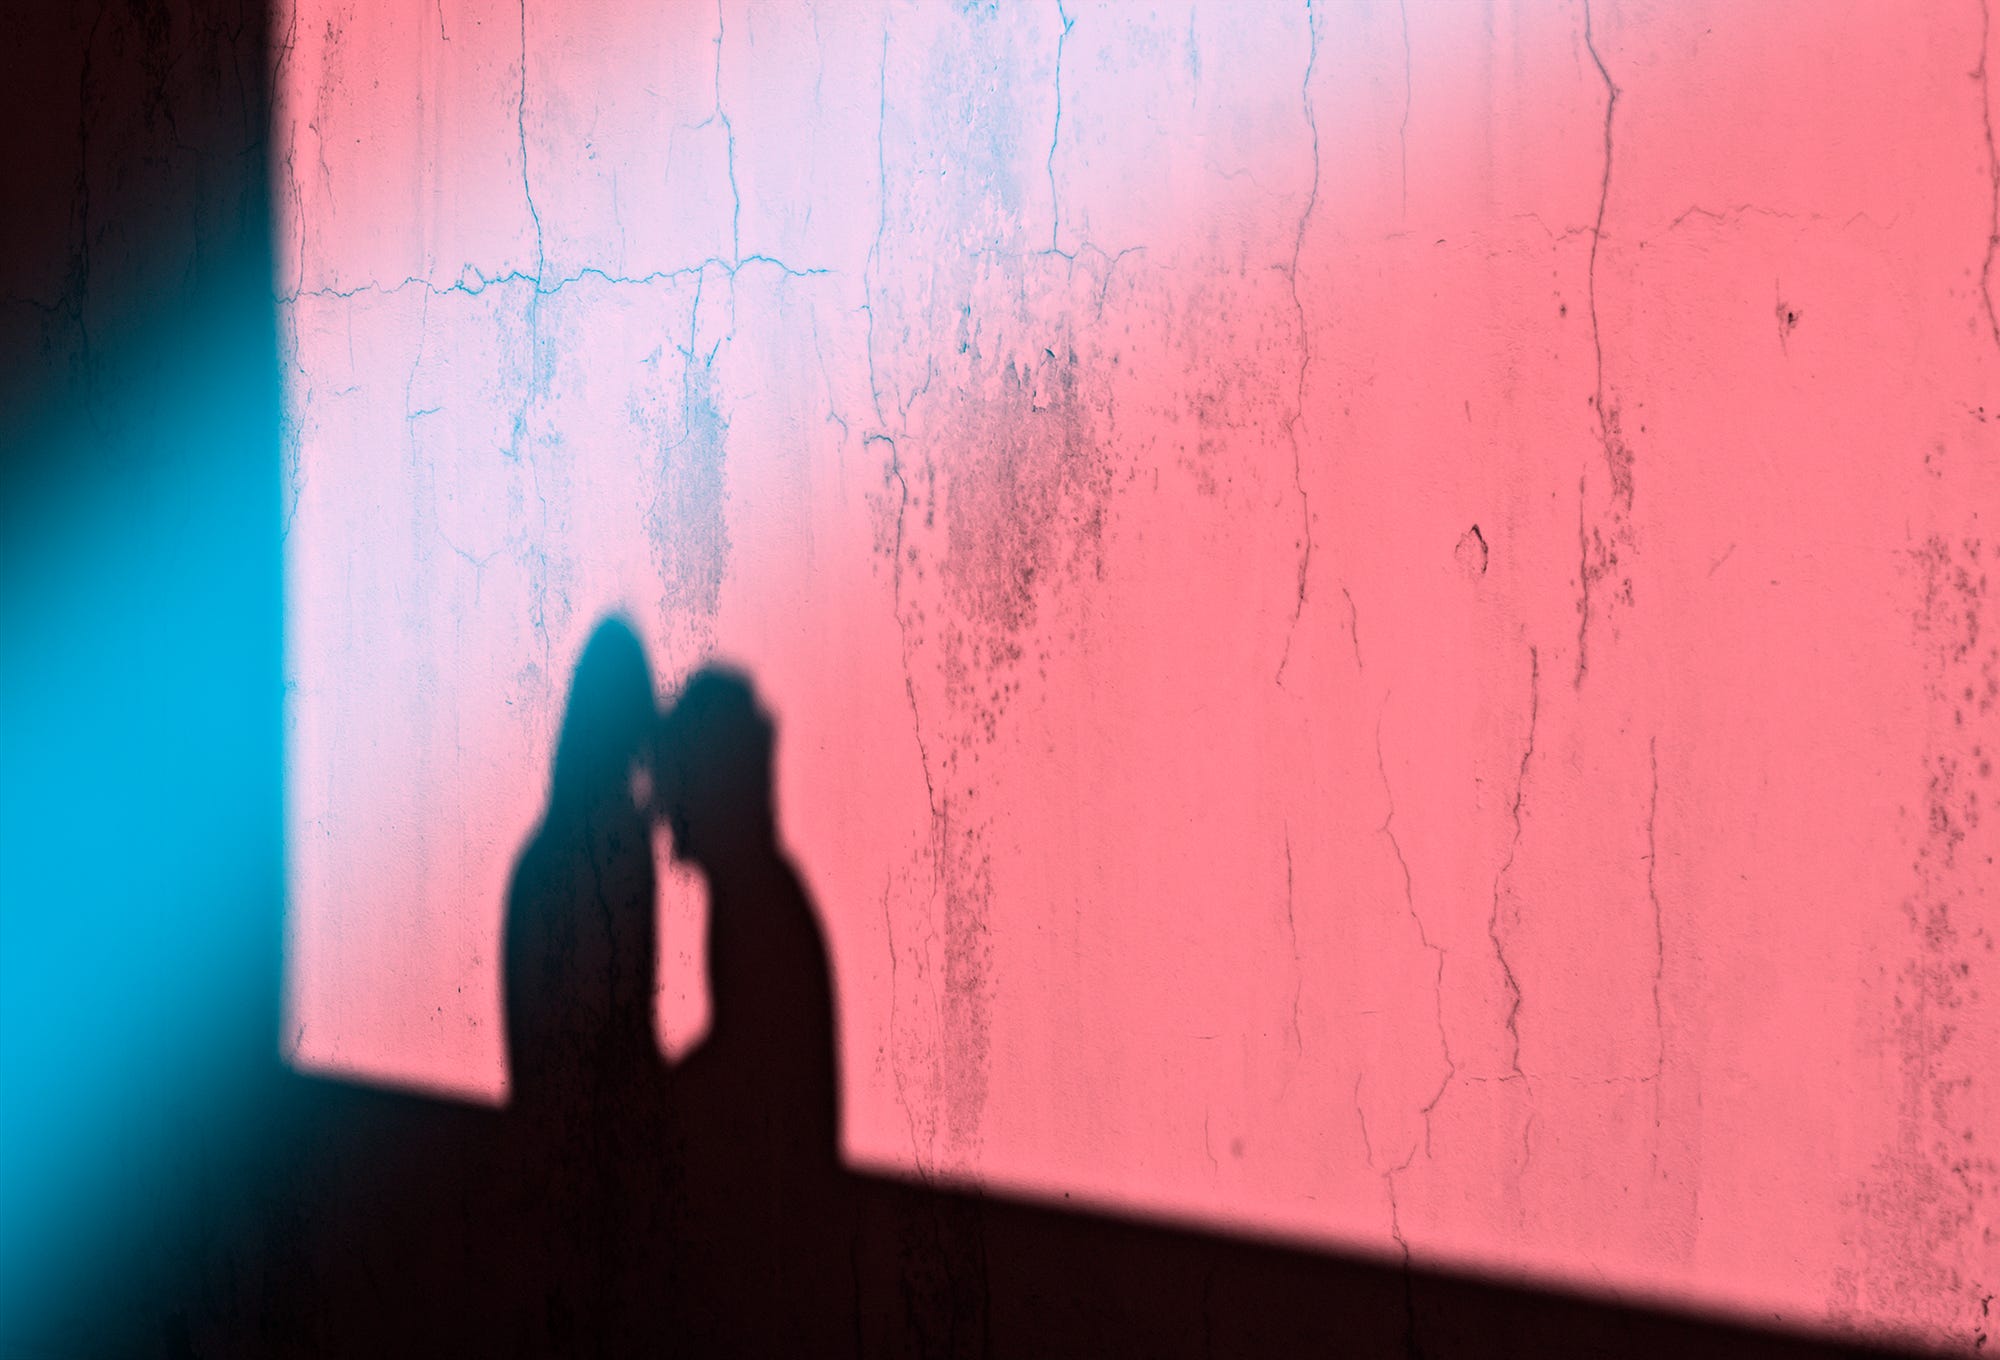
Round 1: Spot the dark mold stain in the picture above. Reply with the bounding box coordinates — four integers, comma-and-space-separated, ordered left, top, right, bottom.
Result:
648, 359, 731, 640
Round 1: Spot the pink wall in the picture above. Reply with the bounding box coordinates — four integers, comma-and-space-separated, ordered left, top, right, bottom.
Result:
276, 0, 1999, 1348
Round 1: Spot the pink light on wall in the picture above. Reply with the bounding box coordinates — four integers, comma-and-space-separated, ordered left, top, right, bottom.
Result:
276, 1, 1999, 1349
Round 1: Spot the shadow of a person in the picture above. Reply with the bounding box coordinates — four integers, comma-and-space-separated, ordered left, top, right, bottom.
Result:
655, 665, 857, 1353
498, 616, 679, 1350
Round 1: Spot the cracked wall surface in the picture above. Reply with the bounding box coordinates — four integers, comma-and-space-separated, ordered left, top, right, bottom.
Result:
278, 0, 1999, 1347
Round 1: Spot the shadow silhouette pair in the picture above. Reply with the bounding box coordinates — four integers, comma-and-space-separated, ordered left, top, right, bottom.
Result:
165, 617, 1921, 1358
499, 619, 847, 1354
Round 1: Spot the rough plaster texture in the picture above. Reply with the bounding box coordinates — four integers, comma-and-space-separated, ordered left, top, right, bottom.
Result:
278, 0, 2000, 1347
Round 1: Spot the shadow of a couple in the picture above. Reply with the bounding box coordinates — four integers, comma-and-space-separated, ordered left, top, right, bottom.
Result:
217, 617, 1921, 1358
498, 617, 851, 1353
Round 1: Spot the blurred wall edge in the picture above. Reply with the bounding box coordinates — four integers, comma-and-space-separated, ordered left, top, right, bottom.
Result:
0, 0, 283, 1350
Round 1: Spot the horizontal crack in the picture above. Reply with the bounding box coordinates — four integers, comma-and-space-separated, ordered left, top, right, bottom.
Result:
278, 255, 832, 306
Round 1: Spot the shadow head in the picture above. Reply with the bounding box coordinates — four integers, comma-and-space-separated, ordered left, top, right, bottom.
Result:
550, 616, 658, 813
657, 664, 777, 868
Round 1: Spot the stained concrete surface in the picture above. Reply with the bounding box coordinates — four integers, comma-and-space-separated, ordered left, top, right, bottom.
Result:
22, 0, 1989, 1350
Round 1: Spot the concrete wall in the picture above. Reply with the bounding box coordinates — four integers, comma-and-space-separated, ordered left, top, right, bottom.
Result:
278, 1, 1999, 1347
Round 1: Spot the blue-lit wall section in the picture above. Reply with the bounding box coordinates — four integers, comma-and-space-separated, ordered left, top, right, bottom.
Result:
0, 2, 282, 1343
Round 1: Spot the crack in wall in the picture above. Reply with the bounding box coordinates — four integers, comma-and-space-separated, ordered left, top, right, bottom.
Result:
863, 412, 952, 1180
1576, 0, 1633, 691
1489, 645, 1539, 1081
1574, 474, 1597, 688
1375, 712, 1457, 1158
870, 434, 941, 855
863, 25, 894, 431
699, 0, 742, 266
1662, 202, 1898, 235
1008, 239, 1149, 316
516, 0, 544, 280
1354, 1072, 1424, 1357
1276, 0, 1322, 688
881, 873, 931, 1180
1343, 584, 1364, 672
808, 301, 852, 456
1047, 0, 1075, 253
1397, 0, 1412, 219
1581, 0, 1618, 490
279, 255, 830, 306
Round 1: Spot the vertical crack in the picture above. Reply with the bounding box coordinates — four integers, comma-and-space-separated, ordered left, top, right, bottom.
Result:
1575, 474, 1593, 688
404, 292, 432, 473
1355, 1073, 1424, 1358
856, 25, 952, 1181
872, 422, 943, 1180
517, 0, 544, 282
1581, 0, 1617, 467
882, 873, 929, 1179
1489, 645, 1539, 1080
708, 0, 741, 265
872, 432, 940, 844
1576, 1, 1629, 691
1342, 585, 1364, 672
1277, 1, 1322, 687
512, 0, 553, 695
1398, 0, 1412, 218
1376, 711, 1457, 1155
1048, 0, 1075, 253
863, 25, 893, 429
